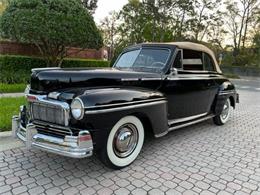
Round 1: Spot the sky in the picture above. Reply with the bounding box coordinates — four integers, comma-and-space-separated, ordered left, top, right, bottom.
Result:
92, 0, 243, 45
94, 0, 128, 24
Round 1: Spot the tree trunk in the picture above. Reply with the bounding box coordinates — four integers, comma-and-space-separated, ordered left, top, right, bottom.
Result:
195, 5, 206, 41
242, 10, 250, 48
237, 2, 247, 51
179, 10, 186, 38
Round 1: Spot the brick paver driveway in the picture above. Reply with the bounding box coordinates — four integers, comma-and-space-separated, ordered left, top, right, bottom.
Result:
0, 89, 260, 195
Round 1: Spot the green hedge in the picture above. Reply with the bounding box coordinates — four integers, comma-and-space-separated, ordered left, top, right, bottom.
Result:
0, 55, 110, 83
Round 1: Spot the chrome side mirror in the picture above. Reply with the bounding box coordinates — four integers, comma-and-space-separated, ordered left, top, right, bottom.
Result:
170, 67, 178, 75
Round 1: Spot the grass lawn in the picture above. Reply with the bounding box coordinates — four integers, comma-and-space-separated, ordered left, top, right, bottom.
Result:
0, 97, 26, 132
0, 83, 27, 93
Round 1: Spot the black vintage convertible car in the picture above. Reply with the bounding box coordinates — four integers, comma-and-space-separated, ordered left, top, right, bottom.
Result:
12, 42, 239, 169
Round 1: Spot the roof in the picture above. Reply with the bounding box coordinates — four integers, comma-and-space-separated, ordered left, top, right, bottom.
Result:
167, 42, 214, 54
139, 42, 222, 73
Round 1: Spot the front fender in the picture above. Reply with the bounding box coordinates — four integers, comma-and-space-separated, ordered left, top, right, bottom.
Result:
75, 87, 168, 150
78, 87, 164, 108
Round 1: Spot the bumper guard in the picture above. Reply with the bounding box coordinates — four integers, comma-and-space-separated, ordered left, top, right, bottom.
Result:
12, 115, 93, 158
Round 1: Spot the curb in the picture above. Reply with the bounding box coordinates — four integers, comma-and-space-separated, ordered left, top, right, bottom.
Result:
0, 131, 12, 137
0, 130, 24, 152
0, 93, 24, 98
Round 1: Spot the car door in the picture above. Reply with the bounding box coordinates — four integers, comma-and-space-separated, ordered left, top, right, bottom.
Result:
161, 49, 217, 122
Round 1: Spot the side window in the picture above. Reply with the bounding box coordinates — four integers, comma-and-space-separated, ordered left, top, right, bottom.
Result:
182, 49, 203, 71
203, 53, 216, 72
173, 50, 182, 69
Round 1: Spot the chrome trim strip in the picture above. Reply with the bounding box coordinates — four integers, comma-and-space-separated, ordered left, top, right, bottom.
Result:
141, 78, 162, 81
218, 90, 236, 95
85, 100, 167, 114
169, 114, 214, 131
218, 93, 233, 96
176, 73, 221, 77
84, 98, 166, 109
31, 67, 60, 72
168, 112, 208, 125
121, 78, 139, 81
154, 131, 168, 138
166, 77, 220, 80
166, 74, 223, 80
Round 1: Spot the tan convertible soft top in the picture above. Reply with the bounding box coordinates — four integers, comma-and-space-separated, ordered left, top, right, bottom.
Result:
169, 42, 221, 73
143, 42, 222, 73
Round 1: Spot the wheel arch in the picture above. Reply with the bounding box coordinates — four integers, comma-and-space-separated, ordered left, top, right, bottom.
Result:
229, 95, 235, 108
131, 112, 155, 138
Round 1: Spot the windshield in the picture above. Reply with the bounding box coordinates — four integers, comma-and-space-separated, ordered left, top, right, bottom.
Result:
114, 48, 170, 73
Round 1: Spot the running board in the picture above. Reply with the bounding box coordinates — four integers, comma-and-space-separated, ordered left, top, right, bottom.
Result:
168, 114, 214, 131
168, 112, 208, 126
154, 114, 215, 138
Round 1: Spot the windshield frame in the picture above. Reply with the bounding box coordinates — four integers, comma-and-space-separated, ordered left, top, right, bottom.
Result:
113, 46, 173, 74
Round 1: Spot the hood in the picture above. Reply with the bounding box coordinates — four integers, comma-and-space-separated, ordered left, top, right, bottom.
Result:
30, 68, 162, 93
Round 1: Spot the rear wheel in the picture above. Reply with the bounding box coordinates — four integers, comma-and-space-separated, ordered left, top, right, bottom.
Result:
98, 116, 144, 169
213, 98, 231, 125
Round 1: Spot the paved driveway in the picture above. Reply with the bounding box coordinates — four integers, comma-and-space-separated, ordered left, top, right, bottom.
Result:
0, 88, 260, 195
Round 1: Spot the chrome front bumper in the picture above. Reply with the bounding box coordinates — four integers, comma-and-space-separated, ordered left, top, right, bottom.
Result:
12, 116, 93, 158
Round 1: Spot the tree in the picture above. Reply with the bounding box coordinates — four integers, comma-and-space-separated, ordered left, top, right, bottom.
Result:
224, 0, 259, 55
100, 11, 119, 60
171, 0, 194, 40
224, 2, 242, 56
240, 0, 259, 48
252, 11, 260, 55
82, 0, 98, 15
0, 0, 103, 67
0, 0, 8, 15
190, 0, 223, 42
117, 0, 176, 45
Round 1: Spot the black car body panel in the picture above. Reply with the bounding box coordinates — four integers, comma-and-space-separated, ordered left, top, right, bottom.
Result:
30, 68, 163, 93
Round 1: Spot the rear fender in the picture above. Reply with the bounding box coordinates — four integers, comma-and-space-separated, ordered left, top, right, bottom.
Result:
214, 81, 238, 115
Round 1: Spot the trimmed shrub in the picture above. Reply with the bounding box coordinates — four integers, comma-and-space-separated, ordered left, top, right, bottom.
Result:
0, 55, 110, 83
0, 0, 103, 66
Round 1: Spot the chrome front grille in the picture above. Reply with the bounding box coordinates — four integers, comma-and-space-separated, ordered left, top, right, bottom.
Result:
31, 102, 67, 126
33, 121, 73, 138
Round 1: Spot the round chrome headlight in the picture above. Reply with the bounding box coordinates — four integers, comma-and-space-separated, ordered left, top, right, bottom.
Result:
71, 98, 84, 120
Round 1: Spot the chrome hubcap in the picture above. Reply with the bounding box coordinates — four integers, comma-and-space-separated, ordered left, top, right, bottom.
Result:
220, 100, 230, 120
113, 124, 138, 158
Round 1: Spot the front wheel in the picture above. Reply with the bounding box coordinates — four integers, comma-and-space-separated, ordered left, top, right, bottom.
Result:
213, 98, 231, 125
98, 116, 144, 169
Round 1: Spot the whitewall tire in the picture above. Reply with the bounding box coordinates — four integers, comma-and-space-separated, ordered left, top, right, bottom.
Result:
99, 116, 144, 169
213, 98, 231, 125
